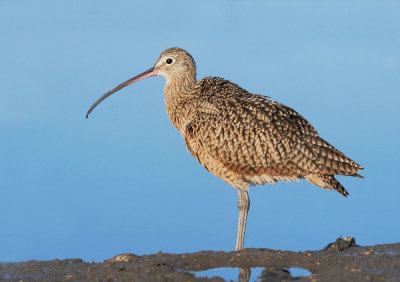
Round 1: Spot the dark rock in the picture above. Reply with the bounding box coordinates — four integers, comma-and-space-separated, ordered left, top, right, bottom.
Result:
260, 268, 292, 281
323, 236, 358, 251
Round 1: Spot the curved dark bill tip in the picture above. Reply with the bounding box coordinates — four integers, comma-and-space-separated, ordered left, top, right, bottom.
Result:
86, 67, 157, 118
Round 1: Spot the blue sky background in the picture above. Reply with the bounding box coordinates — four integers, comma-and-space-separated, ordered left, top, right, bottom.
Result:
1, 0, 399, 262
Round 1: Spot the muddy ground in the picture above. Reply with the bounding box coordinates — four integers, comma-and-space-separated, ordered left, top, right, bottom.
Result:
1, 237, 399, 281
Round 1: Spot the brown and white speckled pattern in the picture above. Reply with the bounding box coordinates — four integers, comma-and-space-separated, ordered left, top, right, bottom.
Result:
158, 48, 362, 196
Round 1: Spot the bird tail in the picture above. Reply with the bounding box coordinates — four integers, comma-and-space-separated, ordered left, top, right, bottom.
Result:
305, 174, 349, 197
351, 173, 364, 179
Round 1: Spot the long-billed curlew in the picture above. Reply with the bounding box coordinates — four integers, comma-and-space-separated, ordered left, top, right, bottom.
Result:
86, 47, 363, 251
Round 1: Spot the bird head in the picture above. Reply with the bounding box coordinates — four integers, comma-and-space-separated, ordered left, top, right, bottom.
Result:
86, 47, 196, 118
154, 47, 196, 81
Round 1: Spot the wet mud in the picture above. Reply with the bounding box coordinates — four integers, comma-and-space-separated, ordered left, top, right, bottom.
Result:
1, 237, 399, 281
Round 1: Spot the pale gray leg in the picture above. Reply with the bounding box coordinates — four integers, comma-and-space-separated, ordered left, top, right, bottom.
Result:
238, 267, 251, 282
235, 189, 250, 251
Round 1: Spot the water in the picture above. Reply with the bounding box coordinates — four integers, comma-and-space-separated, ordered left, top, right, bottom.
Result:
288, 267, 312, 277
194, 267, 263, 281
194, 266, 311, 281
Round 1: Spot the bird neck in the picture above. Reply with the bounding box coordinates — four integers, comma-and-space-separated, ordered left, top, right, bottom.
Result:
164, 76, 196, 132
164, 75, 196, 100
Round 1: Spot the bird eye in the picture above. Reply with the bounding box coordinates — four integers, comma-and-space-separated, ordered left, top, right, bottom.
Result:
166, 58, 173, 64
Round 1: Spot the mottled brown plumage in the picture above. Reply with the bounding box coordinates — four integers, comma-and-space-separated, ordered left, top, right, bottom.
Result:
86, 47, 363, 251
159, 48, 362, 195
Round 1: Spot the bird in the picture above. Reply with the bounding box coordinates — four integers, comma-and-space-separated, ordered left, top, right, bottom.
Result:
86, 47, 363, 251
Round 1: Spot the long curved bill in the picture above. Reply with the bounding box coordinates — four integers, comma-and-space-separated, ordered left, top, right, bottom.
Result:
86, 67, 158, 118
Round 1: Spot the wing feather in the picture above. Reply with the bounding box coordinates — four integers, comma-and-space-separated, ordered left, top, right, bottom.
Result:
185, 78, 362, 178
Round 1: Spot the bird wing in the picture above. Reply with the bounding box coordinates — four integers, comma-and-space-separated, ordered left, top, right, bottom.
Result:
184, 79, 362, 177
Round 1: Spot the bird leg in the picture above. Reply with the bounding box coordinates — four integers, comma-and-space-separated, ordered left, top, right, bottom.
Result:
235, 189, 250, 251
238, 267, 251, 282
